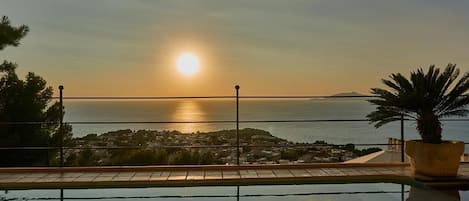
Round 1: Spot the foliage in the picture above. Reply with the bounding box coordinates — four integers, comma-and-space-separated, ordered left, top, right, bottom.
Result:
110, 149, 168, 165
106, 148, 221, 165
367, 64, 469, 143
0, 16, 29, 51
0, 16, 71, 166
64, 148, 99, 166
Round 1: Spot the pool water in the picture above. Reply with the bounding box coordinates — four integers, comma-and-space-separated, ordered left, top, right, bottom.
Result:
0, 183, 467, 201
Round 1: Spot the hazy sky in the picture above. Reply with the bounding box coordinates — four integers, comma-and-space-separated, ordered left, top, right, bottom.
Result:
1, 0, 469, 96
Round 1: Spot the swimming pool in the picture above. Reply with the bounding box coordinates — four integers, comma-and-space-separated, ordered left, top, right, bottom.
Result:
1, 183, 466, 201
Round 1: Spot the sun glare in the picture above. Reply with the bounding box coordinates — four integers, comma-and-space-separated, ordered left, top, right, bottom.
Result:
176, 52, 200, 76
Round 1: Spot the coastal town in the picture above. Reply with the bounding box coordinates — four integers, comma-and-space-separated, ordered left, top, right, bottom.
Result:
65, 128, 381, 166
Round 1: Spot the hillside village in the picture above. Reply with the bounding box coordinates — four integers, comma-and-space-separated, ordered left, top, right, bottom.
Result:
65, 128, 381, 166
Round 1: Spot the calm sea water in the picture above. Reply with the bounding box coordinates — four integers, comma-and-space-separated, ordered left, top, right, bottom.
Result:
64, 99, 469, 146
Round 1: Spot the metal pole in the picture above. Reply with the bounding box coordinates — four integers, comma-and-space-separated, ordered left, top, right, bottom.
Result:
235, 85, 240, 165
236, 185, 240, 201
59, 85, 64, 167
400, 113, 404, 162
60, 189, 64, 201
401, 184, 405, 201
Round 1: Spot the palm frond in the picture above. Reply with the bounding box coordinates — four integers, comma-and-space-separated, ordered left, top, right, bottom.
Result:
370, 88, 398, 101
390, 73, 413, 93
438, 71, 469, 114
382, 79, 401, 93
439, 96, 469, 114
367, 105, 404, 127
438, 109, 469, 118
436, 64, 459, 98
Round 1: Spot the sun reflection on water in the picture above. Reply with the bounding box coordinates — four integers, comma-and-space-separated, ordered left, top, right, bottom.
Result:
171, 100, 206, 133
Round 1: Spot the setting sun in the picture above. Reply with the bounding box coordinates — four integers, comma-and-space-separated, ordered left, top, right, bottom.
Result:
176, 52, 200, 76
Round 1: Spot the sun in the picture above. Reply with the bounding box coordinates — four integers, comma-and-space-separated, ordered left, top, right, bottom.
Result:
176, 52, 200, 76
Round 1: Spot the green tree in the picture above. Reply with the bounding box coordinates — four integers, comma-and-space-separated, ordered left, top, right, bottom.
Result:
0, 16, 71, 166
77, 149, 98, 166
110, 149, 169, 166
367, 64, 469, 144
0, 16, 28, 50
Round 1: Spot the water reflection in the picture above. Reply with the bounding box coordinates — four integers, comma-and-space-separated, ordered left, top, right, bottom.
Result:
407, 187, 460, 201
171, 100, 207, 133
0, 185, 466, 200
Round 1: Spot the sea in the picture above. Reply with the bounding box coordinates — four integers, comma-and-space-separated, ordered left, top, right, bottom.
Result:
64, 99, 469, 147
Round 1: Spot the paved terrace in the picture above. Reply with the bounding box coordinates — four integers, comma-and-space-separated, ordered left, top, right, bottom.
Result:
1, 163, 468, 190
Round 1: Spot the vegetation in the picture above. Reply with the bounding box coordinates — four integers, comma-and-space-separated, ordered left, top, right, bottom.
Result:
0, 16, 72, 166
67, 128, 380, 166
367, 64, 469, 144
64, 146, 222, 166
0, 16, 29, 50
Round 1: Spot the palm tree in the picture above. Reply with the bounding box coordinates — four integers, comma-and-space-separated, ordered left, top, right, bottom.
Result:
367, 64, 469, 144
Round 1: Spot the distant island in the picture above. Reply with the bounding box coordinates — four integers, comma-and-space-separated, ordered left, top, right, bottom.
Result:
331, 92, 367, 97
61, 128, 381, 166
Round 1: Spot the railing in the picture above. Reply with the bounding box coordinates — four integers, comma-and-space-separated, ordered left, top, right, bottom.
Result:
1, 85, 468, 167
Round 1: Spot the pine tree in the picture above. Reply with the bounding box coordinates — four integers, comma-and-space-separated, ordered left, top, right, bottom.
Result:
0, 16, 72, 166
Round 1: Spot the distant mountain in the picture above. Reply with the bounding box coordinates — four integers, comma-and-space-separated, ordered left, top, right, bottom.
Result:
331, 92, 367, 97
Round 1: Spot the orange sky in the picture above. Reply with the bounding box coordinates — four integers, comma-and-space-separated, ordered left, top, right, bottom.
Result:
2, 0, 469, 96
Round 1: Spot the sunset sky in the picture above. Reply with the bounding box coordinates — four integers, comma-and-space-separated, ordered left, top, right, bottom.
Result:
1, 0, 469, 96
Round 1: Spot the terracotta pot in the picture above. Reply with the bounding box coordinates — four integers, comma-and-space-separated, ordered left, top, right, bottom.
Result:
405, 140, 464, 177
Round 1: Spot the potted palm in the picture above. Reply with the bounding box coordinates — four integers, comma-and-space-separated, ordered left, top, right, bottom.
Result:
367, 64, 469, 177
